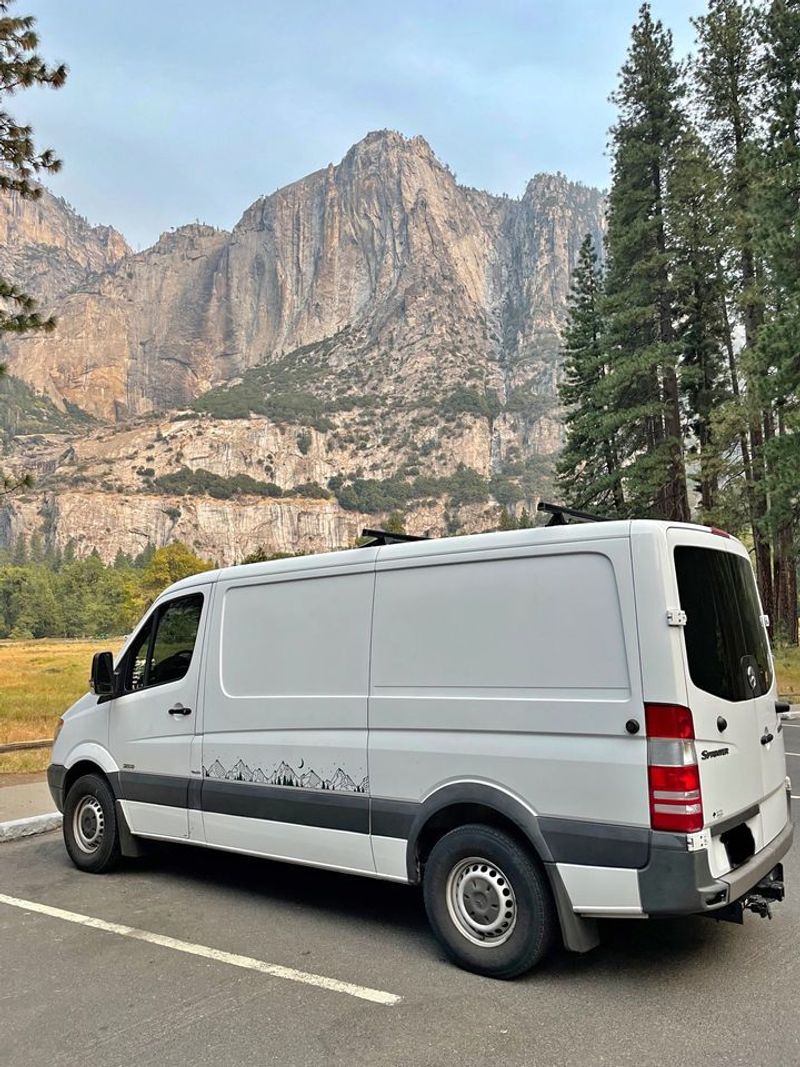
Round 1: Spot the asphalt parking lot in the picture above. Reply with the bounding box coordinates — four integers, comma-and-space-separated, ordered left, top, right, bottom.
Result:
1, 800, 799, 1067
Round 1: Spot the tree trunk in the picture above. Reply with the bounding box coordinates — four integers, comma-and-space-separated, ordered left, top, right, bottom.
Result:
661, 364, 691, 521
603, 438, 626, 513
653, 160, 689, 523
773, 413, 798, 645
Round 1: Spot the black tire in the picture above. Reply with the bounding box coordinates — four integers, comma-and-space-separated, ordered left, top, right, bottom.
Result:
63, 773, 121, 873
423, 824, 556, 979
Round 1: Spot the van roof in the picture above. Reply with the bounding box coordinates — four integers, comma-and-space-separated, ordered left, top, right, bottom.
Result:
161, 518, 732, 596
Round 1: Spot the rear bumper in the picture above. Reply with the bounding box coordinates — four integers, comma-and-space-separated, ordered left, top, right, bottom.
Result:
639, 818, 794, 915
47, 763, 66, 813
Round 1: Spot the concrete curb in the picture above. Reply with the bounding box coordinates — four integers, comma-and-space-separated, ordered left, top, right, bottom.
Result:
0, 812, 62, 843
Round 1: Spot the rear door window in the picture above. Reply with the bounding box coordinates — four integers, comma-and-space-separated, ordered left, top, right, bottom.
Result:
674, 546, 771, 702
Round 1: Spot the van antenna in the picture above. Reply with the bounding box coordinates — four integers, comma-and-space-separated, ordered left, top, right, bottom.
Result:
537, 502, 611, 527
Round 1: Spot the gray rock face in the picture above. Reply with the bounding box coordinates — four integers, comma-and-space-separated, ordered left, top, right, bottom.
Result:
0, 184, 129, 308
3, 132, 603, 420
0, 131, 604, 562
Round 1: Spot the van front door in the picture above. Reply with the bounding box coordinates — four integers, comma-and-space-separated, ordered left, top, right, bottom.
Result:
109, 589, 208, 839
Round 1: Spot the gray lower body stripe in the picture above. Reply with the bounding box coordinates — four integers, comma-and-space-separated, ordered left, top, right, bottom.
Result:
370, 798, 417, 839
203, 779, 369, 834
64, 765, 656, 868
112, 770, 413, 837
117, 771, 189, 810
538, 816, 651, 868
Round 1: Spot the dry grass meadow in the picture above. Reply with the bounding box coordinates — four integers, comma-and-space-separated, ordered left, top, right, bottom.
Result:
0, 637, 798, 775
0, 639, 122, 775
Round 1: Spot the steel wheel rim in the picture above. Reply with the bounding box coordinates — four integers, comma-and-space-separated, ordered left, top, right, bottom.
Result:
445, 856, 517, 948
73, 795, 105, 854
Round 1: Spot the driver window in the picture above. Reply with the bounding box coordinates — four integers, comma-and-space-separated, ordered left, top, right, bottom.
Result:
124, 593, 203, 692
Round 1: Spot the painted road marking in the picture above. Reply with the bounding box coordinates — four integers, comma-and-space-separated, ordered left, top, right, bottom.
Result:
0, 892, 401, 1006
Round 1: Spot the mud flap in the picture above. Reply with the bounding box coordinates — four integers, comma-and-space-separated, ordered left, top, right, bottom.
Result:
115, 800, 147, 858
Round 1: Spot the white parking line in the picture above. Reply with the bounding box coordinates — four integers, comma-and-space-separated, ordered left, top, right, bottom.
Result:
0, 892, 401, 1006
785, 752, 800, 757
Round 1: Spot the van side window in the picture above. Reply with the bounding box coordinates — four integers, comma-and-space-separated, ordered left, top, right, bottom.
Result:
124, 593, 204, 692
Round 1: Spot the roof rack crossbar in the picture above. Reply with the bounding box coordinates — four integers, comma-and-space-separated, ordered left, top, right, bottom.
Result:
536, 501, 611, 526
360, 528, 430, 546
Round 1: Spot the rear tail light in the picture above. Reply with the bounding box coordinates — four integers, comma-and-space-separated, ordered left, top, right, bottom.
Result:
645, 703, 703, 833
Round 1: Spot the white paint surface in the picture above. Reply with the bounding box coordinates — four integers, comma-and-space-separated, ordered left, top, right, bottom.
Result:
556, 863, 643, 915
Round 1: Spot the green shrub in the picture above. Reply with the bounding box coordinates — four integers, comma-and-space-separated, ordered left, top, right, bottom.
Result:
288, 481, 331, 499
154, 467, 283, 499
441, 387, 502, 421
333, 464, 489, 512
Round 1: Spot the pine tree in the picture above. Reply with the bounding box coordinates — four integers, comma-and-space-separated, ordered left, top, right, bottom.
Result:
692, 0, 775, 619
667, 129, 730, 518
497, 506, 517, 531
757, 0, 800, 643
0, 1, 66, 336
557, 234, 625, 513
0, 4, 66, 498
603, 3, 690, 521
383, 510, 406, 535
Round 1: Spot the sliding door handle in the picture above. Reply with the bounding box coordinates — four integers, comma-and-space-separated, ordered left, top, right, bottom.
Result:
168, 703, 192, 716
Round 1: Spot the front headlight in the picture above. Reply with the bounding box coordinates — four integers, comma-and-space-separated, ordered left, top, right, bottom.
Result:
53, 717, 64, 743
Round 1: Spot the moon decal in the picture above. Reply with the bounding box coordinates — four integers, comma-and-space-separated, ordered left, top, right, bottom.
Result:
298, 758, 305, 769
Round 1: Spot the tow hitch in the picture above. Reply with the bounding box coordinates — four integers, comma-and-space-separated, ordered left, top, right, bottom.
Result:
713, 864, 785, 925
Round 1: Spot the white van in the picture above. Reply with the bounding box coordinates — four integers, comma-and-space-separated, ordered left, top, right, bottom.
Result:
48, 519, 793, 978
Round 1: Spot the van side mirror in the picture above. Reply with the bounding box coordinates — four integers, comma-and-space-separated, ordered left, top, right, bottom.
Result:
90, 651, 116, 697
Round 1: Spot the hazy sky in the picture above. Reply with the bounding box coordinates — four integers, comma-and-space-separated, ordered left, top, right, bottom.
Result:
15, 0, 705, 249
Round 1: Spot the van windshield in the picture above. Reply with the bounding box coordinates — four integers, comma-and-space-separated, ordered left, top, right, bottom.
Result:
674, 545, 772, 702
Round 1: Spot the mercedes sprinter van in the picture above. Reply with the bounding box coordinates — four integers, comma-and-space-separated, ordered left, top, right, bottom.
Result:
48, 520, 793, 978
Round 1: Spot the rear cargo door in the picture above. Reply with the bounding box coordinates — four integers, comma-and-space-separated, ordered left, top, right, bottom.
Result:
669, 530, 785, 850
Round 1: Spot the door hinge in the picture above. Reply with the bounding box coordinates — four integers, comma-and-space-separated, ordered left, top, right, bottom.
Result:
666, 608, 687, 627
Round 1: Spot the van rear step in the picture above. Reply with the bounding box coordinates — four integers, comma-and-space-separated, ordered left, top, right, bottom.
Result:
712, 864, 785, 924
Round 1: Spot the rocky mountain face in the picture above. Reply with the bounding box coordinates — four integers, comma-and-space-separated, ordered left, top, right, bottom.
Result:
0, 183, 129, 308
0, 132, 604, 564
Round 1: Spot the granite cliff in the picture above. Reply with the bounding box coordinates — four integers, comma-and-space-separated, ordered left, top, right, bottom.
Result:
0, 131, 604, 562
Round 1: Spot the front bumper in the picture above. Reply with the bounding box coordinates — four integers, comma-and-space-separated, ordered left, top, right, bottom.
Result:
47, 763, 66, 813
639, 818, 794, 915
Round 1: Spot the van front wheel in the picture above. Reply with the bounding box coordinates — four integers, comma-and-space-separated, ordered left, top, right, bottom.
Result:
423, 825, 555, 978
63, 773, 121, 873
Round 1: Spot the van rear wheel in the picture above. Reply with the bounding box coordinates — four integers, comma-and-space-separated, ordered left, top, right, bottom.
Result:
423, 824, 555, 979
63, 773, 121, 874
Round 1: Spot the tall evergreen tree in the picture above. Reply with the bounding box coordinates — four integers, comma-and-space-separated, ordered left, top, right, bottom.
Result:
603, 3, 690, 521
557, 234, 625, 513
0, 1, 66, 335
0, 3, 66, 498
667, 129, 730, 517
757, 0, 800, 642
692, 0, 776, 618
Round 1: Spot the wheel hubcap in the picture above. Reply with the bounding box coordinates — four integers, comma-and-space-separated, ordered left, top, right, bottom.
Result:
446, 856, 517, 947
73, 795, 104, 853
